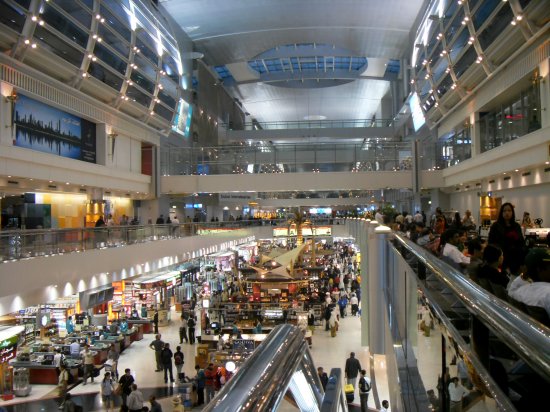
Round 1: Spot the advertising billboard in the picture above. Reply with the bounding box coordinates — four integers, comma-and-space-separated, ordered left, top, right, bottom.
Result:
14, 94, 96, 163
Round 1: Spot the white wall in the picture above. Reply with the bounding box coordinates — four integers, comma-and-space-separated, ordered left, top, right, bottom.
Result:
450, 182, 550, 224
0, 229, 256, 316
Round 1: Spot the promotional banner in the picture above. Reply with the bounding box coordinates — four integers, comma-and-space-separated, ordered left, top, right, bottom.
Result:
14, 94, 96, 163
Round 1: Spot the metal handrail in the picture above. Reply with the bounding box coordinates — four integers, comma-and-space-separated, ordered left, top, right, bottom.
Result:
320, 368, 348, 412
393, 233, 550, 382
203, 324, 326, 412
222, 118, 396, 130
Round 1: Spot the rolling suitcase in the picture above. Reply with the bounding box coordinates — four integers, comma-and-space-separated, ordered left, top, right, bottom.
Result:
344, 383, 354, 403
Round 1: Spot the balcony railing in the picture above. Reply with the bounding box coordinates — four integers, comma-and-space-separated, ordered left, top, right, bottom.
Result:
161, 142, 412, 176
222, 118, 395, 130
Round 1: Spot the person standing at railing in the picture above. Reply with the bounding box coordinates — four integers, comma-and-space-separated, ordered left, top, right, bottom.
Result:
156, 214, 165, 224
448, 377, 468, 412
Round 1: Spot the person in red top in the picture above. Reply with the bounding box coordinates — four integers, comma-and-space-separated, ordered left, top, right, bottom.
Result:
204, 363, 217, 403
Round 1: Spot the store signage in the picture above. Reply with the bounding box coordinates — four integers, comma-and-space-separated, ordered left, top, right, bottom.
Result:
272, 226, 332, 237
0, 334, 19, 363
233, 339, 255, 351
14, 94, 96, 163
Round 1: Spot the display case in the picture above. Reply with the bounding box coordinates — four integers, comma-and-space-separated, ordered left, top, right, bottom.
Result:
13, 367, 31, 397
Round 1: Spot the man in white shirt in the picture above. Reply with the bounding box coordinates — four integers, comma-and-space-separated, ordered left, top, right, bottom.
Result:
508, 248, 550, 317
448, 377, 468, 411
69, 340, 80, 356
414, 210, 423, 223
127, 383, 144, 412
442, 230, 470, 268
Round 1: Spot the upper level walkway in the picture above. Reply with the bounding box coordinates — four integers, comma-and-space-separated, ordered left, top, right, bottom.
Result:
220, 118, 398, 141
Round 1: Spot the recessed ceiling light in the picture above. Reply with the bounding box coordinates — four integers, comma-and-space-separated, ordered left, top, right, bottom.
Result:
66, 182, 70, 185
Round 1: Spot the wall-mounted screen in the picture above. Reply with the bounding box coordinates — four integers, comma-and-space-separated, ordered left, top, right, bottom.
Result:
409, 92, 426, 132
172, 98, 193, 137
14, 94, 96, 163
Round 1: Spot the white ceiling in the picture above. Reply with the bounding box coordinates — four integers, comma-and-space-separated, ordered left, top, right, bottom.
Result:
160, 0, 427, 124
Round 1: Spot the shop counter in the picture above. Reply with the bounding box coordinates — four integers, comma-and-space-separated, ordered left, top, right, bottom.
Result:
100, 338, 122, 353
9, 362, 80, 385
220, 327, 274, 335
127, 319, 152, 335
121, 334, 132, 351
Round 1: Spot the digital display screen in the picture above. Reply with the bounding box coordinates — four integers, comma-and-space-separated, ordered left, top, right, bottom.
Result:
410, 92, 426, 132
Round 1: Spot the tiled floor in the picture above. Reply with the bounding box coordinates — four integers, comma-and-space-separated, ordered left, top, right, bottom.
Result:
2, 309, 382, 411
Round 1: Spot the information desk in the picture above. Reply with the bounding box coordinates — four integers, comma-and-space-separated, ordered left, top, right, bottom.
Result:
9, 361, 80, 385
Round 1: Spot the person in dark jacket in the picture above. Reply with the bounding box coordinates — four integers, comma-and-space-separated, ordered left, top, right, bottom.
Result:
488, 202, 525, 274
344, 352, 362, 389
160, 342, 174, 383
118, 368, 135, 406
317, 367, 329, 391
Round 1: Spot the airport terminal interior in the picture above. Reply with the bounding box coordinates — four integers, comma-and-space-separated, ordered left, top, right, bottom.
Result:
0, 0, 549, 411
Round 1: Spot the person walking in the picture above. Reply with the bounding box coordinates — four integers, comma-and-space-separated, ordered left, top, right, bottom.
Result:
317, 367, 328, 391
194, 364, 206, 406
57, 363, 69, 409
118, 368, 135, 407
188, 316, 196, 344
358, 369, 372, 412
107, 343, 119, 379
149, 334, 164, 372
344, 352, 362, 389
153, 309, 159, 334
174, 346, 184, 383
161, 342, 175, 384
81, 345, 95, 385
204, 363, 217, 403
100, 371, 115, 411
126, 384, 144, 412
179, 317, 188, 344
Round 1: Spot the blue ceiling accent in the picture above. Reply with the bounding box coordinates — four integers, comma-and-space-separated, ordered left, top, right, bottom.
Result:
214, 65, 233, 80
383, 59, 400, 79
247, 43, 368, 75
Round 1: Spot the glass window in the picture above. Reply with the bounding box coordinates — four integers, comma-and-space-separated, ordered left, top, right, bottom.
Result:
518, 0, 532, 8
42, 4, 88, 48
98, 24, 130, 58
0, 2, 26, 33
432, 57, 448, 84
51, 0, 91, 28
34, 25, 83, 67
94, 42, 127, 74
100, 3, 131, 42
414, 50, 426, 72
134, 53, 158, 80
130, 70, 155, 94
444, 7, 464, 42
443, 0, 458, 24
13, 0, 31, 10
162, 54, 180, 84
478, 3, 513, 50
158, 90, 176, 108
136, 33, 159, 65
448, 28, 469, 63
135, 8, 157, 37
472, 0, 500, 31
426, 26, 441, 58
154, 103, 173, 121
430, 42, 443, 63
453, 46, 477, 78
468, 0, 481, 12
87, 61, 123, 91
126, 84, 151, 107
78, 0, 93, 9
437, 74, 453, 97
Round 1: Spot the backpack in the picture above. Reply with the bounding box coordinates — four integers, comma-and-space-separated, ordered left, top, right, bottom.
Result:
188, 318, 195, 328
174, 353, 183, 365
359, 377, 371, 393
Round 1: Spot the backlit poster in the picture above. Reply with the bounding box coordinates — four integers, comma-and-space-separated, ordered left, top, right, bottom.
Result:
14, 94, 96, 163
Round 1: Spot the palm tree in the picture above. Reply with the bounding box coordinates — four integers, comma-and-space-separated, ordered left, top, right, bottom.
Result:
288, 211, 310, 246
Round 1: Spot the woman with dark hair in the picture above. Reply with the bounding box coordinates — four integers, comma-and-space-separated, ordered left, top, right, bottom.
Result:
488, 202, 525, 274
451, 212, 462, 230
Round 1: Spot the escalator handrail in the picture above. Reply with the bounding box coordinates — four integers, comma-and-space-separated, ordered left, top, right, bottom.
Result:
393, 233, 550, 382
202, 324, 315, 411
